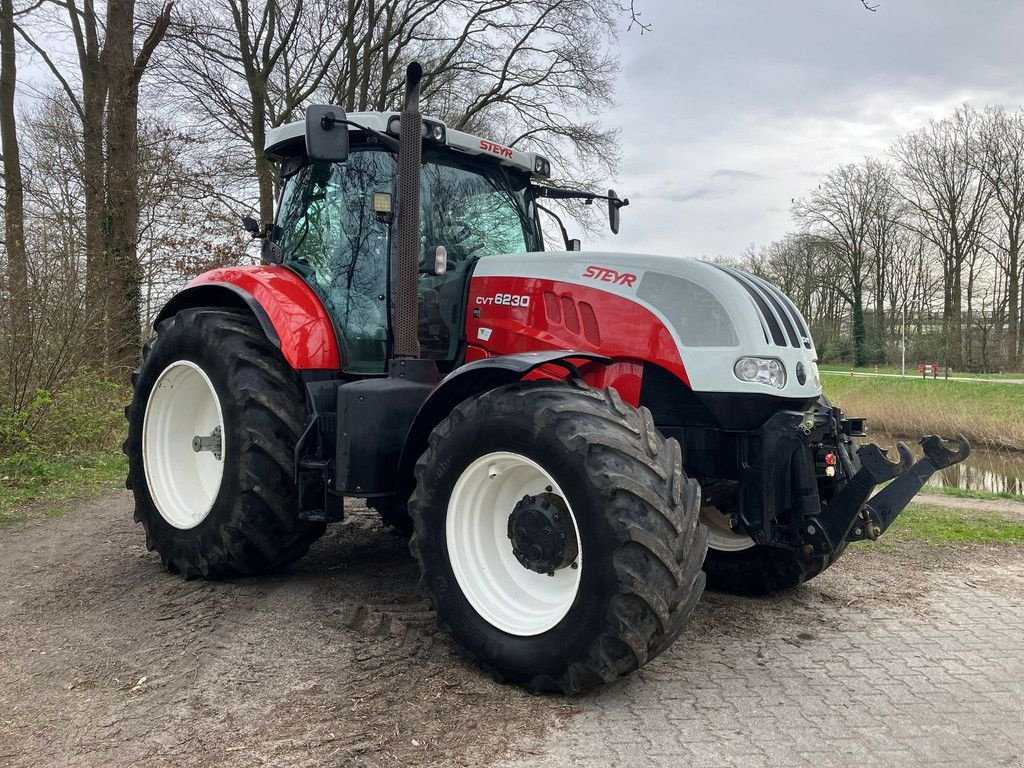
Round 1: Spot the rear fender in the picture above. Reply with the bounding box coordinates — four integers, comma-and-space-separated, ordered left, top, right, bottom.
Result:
154, 266, 341, 370
394, 351, 610, 500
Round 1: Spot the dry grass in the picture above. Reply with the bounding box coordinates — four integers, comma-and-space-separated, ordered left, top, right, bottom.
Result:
824, 376, 1024, 451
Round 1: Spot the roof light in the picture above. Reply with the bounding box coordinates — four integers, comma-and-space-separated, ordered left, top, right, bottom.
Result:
386, 116, 446, 144
534, 156, 551, 177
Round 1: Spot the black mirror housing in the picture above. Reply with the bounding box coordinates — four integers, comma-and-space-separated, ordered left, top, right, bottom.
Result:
241, 215, 261, 237
608, 189, 620, 234
305, 105, 350, 162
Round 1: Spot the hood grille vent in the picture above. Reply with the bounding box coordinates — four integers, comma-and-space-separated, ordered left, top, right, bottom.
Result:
712, 265, 812, 350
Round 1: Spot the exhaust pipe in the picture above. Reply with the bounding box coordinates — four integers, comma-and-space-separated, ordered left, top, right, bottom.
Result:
393, 62, 423, 359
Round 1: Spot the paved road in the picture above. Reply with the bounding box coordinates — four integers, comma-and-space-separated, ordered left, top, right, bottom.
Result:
500, 547, 1024, 768
2, 494, 1022, 767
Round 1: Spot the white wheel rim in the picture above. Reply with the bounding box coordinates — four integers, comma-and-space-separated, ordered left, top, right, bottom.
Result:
142, 360, 226, 530
446, 451, 582, 636
701, 505, 756, 552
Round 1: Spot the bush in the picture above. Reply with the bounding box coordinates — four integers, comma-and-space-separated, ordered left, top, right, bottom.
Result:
0, 370, 128, 460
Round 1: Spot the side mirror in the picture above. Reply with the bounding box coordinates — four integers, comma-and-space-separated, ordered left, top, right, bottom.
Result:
608, 189, 620, 234
241, 215, 261, 238
305, 105, 350, 162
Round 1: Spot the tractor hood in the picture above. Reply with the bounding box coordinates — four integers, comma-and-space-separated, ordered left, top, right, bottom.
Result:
472, 250, 823, 399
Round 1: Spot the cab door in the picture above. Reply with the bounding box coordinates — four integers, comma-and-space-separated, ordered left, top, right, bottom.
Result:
417, 154, 536, 367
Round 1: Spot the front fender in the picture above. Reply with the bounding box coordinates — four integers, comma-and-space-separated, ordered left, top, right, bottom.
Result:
394, 351, 611, 499
155, 266, 341, 370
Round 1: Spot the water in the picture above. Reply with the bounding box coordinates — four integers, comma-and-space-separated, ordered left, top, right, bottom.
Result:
873, 434, 1024, 495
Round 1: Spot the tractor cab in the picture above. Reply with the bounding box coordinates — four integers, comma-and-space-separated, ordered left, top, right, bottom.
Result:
265, 114, 545, 373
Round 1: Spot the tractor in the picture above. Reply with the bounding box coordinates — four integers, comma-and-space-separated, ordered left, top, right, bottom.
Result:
125, 63, 970, 693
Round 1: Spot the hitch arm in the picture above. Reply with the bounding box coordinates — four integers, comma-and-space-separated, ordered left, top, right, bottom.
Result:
860, 434, 971, 536
803, 440, 914, 554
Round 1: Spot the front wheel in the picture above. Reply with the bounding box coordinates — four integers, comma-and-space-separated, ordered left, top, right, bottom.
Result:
125, 308, 325, 578
408, 382, 707, 694
700, 501, 845, 595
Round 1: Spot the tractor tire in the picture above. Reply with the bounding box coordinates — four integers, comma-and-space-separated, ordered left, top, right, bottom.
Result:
367, 498, 413, 537
408, 380, 707, 694
701, 538, 846, 596
701, 394, 847, 595
124, 308, 325, 578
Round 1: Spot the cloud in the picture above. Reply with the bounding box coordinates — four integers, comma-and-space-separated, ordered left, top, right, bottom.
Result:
711, 169, 766, 181
583, 1, 1024, 259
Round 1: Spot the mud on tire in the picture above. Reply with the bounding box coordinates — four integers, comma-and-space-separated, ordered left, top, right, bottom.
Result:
125, 308, 325, 578
408, 380, 708, 694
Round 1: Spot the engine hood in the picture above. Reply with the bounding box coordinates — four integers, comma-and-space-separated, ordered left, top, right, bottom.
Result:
472, 250, 822, 399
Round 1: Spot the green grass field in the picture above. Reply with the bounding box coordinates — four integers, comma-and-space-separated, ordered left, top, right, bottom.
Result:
823, 375, 1024, 451
819, 365, 1024, 380
0, 453, 128, 529
885, 503, 1024, 545
922, 485, 1024, 504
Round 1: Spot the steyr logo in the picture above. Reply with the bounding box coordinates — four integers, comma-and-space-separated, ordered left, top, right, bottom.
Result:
583, 265, 637, 287
479, 139, 513, 159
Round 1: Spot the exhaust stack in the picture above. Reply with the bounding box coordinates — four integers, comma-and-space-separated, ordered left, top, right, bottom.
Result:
393, 62, 423, 359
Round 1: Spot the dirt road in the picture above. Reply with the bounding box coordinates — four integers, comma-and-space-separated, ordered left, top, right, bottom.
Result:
2, 493, 1022, 767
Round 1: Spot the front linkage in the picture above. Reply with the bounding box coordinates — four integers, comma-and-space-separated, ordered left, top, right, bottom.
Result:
733, 401, 971, 559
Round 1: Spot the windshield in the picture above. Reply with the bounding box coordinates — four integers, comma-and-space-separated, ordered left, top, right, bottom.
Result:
420, 150, 541, 261
274, 146, 540, 372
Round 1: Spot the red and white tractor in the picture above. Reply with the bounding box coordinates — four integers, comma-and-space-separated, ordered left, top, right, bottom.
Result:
126, 64, 969, 693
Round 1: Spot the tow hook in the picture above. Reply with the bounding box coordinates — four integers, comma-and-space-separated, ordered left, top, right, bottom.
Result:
857, 434, 971, 537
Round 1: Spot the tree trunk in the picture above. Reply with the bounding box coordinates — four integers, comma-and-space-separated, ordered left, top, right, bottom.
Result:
1008, 235, 1020, 368
0, 0, 28, 334
105, 0, 142, 374
852, 282, 866, 367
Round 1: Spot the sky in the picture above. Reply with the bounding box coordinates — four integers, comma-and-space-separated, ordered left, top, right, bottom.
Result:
587, 0, 1024, 259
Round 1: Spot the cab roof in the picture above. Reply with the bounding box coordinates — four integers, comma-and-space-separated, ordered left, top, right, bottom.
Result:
264, 111, 550, 178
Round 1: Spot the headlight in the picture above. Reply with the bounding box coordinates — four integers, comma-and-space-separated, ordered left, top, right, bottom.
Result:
734, 357, 786, 389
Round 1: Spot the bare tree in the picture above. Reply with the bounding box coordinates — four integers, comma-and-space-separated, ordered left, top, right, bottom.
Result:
792, 158, 893, 366
977, 106, 1024, 366
0, 0, 29, 401
161, 0, 625, 226
16, 0, 173, 372
891, 106, 992, 370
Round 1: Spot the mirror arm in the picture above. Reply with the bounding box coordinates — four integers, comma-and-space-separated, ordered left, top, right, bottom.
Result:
536, 185, 629, 208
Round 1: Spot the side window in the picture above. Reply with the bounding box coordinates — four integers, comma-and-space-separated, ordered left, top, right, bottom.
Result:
276, 152, 395, 373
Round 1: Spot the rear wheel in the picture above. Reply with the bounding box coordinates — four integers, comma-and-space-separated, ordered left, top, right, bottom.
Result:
125, 308, 325, 578
409, 381, 707, 694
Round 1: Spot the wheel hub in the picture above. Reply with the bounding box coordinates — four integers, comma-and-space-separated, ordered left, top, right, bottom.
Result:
507, 492, 578, 575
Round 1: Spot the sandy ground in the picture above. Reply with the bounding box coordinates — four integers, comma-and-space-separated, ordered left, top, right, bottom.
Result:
1, 491, 1021, 767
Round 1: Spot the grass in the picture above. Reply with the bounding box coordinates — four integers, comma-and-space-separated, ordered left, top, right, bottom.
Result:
921, 484, 1024, 504
885, 503, 1024, 545
819, 365, 1024, 380
0, 452, 127, 530
823, 375, 1024, 451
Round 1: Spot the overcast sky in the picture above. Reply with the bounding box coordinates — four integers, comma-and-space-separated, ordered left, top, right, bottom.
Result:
587, 0, 1024, 258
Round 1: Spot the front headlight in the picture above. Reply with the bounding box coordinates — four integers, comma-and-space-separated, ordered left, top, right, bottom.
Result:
734, 357, 786, 389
